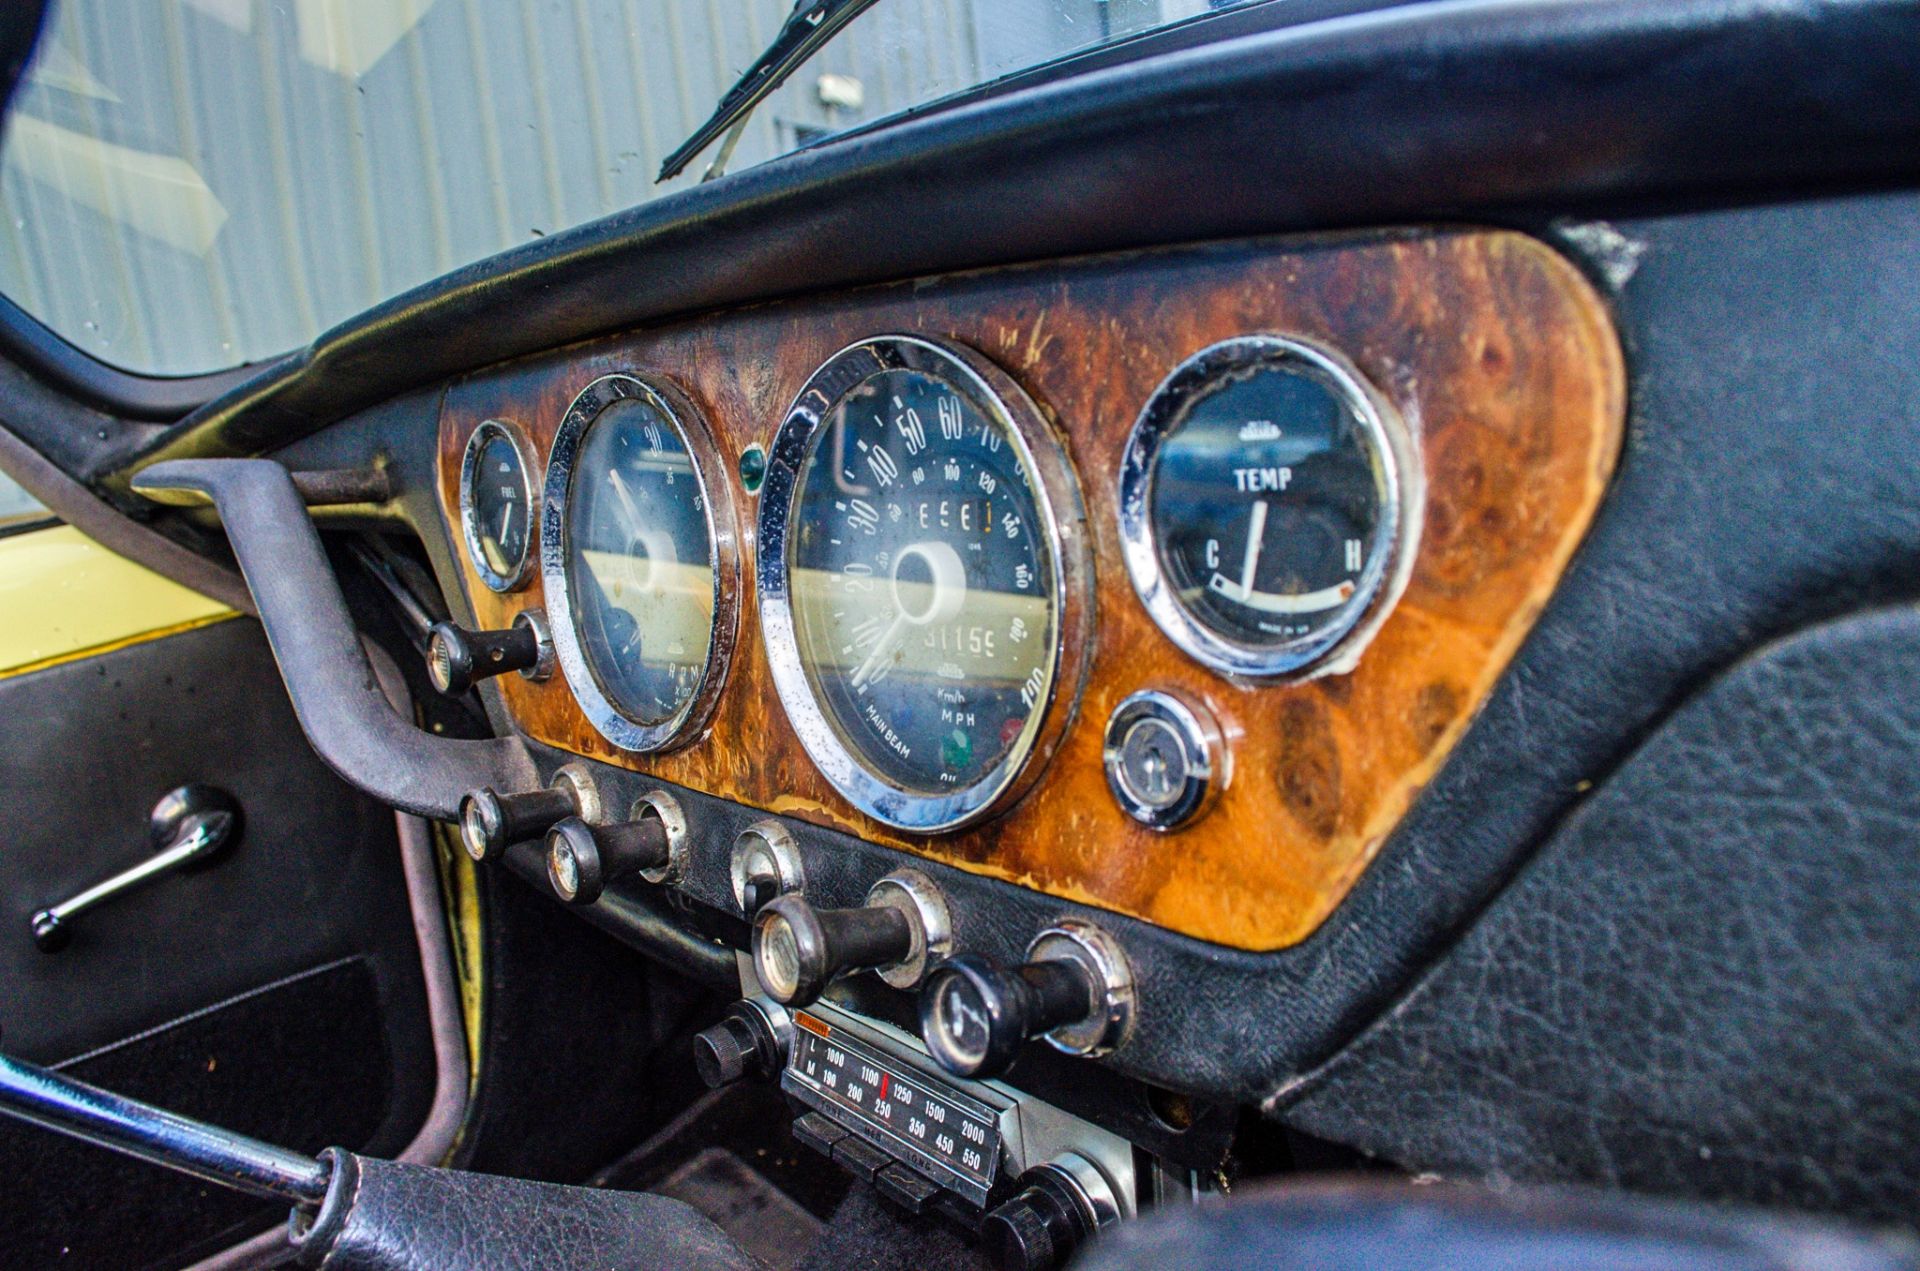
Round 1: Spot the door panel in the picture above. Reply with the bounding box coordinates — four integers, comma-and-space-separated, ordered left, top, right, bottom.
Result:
0, 609, 439, 1266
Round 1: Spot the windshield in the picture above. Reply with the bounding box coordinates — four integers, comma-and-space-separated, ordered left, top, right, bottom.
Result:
0, 0, 1254, 377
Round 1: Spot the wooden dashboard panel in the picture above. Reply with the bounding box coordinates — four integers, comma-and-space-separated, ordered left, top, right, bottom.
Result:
435, 230, 1624, 951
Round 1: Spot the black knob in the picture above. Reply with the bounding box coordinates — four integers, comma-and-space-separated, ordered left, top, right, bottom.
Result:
738, 871, 781, 919
692, 1001, 787, 1089
919, 954, 1096, 1079
751, 895, 913, 1007
426, 619, 541, 695
544, 815, 670, 905
458, 786, 577, 862
981, 1170, 1094, 1271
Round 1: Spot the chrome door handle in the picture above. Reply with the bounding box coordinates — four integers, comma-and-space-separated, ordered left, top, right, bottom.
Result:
31, 785, 241, 952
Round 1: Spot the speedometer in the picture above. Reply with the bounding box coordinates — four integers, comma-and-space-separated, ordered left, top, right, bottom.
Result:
759, 337, 1091, 832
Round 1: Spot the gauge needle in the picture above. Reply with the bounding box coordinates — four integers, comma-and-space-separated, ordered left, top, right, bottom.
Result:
607, 468, 644, 537
498, 500, 515, 545
850, 541, 967, 691
1238, 499, 1268, 598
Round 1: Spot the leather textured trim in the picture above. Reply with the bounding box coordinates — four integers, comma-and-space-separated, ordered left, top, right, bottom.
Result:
1278, 606, 1920, 1225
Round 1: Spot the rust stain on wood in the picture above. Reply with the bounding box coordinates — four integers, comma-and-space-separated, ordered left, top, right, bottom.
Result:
435, 229, 1625, 951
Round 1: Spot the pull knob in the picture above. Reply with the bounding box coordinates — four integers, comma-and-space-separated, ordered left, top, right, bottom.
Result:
750, 869, 951, 1007
31, 785, 242, 953
920, 921, 1135, 1080
458, 786, 577, 862
691, 999, 791, 1089
426, 613, 546, 695
919, 955, 1095, 1080
544, 815, 669, 905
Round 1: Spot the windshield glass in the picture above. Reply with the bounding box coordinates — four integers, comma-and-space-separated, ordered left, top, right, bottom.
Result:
0, 0, 1254, 377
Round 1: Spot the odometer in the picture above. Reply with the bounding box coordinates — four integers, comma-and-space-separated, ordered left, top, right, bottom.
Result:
760, 337, 1090, 832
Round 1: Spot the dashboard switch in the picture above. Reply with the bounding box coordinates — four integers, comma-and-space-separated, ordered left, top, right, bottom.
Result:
919, 955, 1095, 1080
456, 764, 597, 864
458, 786, 575, 863
729, 820, 806, 917
750, 869, 951, 1007
425, 612, 549, 695
544, 814, 669, 906
921, 921, 1134, 1080
1102, 689, 1226, 831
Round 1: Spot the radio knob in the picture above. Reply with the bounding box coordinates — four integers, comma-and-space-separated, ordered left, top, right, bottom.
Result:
980, 1154, 1120, 1271
750, 870, 951, 1007
692, 999, 791, 1089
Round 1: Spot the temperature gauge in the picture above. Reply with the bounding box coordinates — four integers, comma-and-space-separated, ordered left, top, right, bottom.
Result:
1119, 336, 1416, 679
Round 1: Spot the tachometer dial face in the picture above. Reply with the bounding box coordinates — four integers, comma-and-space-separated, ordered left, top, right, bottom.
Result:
1120, 337, 1413, 679
460, 419, 536, 592
760, 337, 1089, 832
543, 374, 737, 752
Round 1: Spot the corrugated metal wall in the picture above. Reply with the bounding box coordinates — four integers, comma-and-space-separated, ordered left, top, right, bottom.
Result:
0, 0, 1212, 376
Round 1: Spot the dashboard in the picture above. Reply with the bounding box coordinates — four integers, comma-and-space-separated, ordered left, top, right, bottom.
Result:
433, 227, 1623, 952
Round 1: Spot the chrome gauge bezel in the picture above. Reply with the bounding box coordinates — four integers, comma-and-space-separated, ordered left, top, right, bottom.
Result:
1118, 335, 1420, 680
540, 372, 740, 753
758, 335, 1094, 833
458, 417, 539, 593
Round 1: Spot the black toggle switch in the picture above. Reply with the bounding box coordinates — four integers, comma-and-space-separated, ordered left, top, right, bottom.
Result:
426, 618, 541, 695
751, 895, 914, 1007
544, 815, 669, 906
918, 954, 1097, 1080
457, 785, 577, 863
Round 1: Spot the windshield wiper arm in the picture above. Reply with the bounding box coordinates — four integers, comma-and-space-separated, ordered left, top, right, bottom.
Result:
658, 0, 884, 182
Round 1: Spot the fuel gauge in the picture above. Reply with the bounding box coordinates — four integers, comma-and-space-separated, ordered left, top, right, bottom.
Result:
1119, 337, 1416, 679
460, 418, 538, 592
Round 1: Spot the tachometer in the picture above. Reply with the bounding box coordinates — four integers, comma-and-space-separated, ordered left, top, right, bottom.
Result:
1119, 336, 1417, 679
759, 337, 1090, 832
542, 373, 738, 752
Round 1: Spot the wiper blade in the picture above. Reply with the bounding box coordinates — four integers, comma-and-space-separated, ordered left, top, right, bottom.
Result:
658, 0, 883, 182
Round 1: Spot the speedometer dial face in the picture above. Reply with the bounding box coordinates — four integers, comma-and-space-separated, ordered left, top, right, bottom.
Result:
760, 337, 1090, 832
542, 374, 738, 753
1120, 336, 1413, 679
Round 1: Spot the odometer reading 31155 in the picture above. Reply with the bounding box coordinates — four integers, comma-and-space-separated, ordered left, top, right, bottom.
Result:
761, 337, 1088, 832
